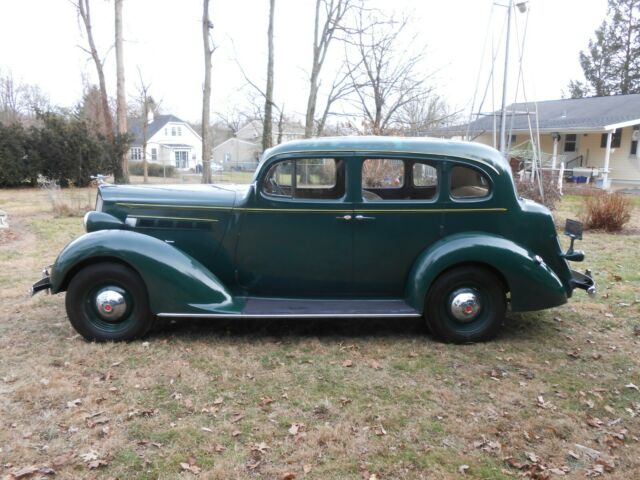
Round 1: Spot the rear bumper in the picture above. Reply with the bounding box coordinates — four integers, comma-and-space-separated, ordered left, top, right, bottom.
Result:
570, 269, 596, 297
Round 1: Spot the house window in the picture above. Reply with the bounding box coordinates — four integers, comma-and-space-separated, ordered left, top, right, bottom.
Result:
151, 148, 157, 161
130, 147, 142, 160
601, 128, 622, 148
564, 133, 577, 152
177, 126, 182, 136
631, 126, 639, 156
224, 152, 231, 163
171, 126, 177, 136
175, 151, 188, 168
164, 128, 167, 136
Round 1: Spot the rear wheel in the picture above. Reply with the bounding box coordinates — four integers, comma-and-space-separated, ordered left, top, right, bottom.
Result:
425, 266, 505, 343
65, 262, 153, 342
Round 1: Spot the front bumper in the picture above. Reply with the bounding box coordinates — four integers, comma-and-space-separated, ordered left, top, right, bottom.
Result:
31, 265, 53, 296
570, 269, 596, 297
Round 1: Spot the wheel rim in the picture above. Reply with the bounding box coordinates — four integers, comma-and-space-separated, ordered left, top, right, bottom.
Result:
84, 284, 135, 332
449, 288, 481, 323
441, 283, 490, 334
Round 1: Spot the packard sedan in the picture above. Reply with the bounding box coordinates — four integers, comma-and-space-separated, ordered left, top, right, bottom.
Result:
32, 137, 595, 343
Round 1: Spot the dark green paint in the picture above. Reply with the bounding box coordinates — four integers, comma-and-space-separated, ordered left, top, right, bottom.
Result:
48, 136, 584, 316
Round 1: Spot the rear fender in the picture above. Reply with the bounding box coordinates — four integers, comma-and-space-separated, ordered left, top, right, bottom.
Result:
405, 232, 567, 313
50, 230, 236, 314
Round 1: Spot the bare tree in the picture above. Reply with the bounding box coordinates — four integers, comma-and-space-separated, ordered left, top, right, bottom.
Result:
202, 0, 215, 183
395, 95, 458, 136
75, 0, 114, 142
135, 70, 156, 183
304, 0, 353, 137
114, 0, 128, 183
314, 62, 356, 136
0, 71, 50, 125
346, 13, 433, 135
262, 0, 275, 151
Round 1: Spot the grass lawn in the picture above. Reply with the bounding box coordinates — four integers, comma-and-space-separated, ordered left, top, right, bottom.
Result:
0, 188, 639, 479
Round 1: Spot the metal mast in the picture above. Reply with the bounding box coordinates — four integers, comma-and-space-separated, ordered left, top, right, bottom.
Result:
498, 0, 513, 156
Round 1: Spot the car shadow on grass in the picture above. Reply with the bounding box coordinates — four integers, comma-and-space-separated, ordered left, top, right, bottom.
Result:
150, 311, 549, 343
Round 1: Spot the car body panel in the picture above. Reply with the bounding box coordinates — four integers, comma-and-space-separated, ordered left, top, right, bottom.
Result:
38, 136, 592, 320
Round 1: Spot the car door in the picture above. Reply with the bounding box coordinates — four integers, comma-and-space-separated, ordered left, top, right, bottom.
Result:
352, 156, 444, 296
235, 156, 354, 296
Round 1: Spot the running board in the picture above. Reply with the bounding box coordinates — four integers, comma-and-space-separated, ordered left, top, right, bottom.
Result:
157, 298, 421, 319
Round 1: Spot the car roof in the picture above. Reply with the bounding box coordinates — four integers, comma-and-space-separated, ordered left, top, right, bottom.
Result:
262, 136, 509, 174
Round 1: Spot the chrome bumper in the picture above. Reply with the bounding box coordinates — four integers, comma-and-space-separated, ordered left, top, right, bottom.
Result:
31, 265, 52, 296
570, 269, 596, 297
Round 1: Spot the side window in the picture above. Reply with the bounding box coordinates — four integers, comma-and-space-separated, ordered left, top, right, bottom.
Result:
413, 163, 438, 188
362, 159, 404, 189
450, 165, 490, 199
262, 158, 344, 200
362, 158, 438, 201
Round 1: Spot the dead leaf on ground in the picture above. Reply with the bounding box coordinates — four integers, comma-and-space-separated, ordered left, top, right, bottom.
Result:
303, 464, 312, 474
374, 424, 387, 436
281, 472, 296, 480
251, 442, 269, 454
87, 460, 108, 470
288, 423, 306, 436
180, 461, 202, 475
342, 359, 353, 368
458, 464, 470, 475
259, 396, 275, 406
213, 396, 224, 405
66, 398, 82, 408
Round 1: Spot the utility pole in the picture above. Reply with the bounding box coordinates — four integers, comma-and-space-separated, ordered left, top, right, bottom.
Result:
499, 0, 513, 156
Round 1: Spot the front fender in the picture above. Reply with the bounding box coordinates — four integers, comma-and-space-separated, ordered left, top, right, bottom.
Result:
50, 230, 237, 314
405, 232, 567, 313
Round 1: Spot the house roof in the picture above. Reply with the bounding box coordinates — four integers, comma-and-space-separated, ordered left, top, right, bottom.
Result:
439, 94, 640, 136
129, 114, 200, 145
213, 137, 260, 151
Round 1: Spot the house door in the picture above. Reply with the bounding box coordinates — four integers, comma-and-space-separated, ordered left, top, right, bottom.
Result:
175, 150, 189, 168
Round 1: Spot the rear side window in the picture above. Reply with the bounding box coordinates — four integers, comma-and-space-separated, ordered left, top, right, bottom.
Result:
263, 158, 345, 200
450, 165, 490, 199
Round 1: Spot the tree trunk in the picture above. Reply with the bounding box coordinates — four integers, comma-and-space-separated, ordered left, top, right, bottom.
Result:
304, 0, 322, 138
201, 0, 213, 184
77, 0, 114, 143
142, 104, 148, 183
115, 0, 129, 183
262, 0, 275, 151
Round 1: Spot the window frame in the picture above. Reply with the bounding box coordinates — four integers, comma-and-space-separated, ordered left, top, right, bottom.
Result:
631, 126, 639, 156
563, 133, 578, 153
448, 162, 493, 202
601, 128, 622, 149
261, 157, 346, 202
358, 156, 440, 203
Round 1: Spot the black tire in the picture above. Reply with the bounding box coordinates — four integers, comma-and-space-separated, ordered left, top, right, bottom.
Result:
425, 266, 505, 343
65, 262, 153, 342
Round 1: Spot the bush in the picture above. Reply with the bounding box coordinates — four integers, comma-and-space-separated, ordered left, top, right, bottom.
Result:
128, 161, 175, 177
514, 171, 562, 210
0, 113, 117, 187
583, 192, 632, 231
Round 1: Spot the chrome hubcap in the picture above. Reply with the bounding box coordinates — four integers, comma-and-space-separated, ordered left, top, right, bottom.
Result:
95, 287, 127, 321
450, 288, 481, 322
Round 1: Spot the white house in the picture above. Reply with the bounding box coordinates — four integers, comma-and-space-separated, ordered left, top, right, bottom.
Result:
212, 119, 305, 171
128, 114, 202, 171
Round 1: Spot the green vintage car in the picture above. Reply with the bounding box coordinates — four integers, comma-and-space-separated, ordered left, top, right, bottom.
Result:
32, 137, 595, 343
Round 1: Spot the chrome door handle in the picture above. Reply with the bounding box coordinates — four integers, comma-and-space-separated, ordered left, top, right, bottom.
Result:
337, 214, 352, 221
355, 214, 375, 221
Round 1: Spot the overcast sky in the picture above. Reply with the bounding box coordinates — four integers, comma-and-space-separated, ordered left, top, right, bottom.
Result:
0, 0, 608, 124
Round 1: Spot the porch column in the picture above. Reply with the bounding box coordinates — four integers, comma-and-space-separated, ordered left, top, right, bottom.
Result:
602, 130, 613, 189
551, 132, 559, 170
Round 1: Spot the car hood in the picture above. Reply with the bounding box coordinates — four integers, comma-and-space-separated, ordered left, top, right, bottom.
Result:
99, 183, 247, 209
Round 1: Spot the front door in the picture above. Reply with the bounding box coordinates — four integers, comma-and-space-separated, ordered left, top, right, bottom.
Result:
235, 156, 353, 296
352, 156, 443, 296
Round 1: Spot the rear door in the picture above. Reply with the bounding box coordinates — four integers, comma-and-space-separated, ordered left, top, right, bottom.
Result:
352, 156, 443, 296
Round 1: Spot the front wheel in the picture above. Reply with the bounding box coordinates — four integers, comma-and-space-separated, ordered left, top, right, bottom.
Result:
65, 262, 153, 342
425, 266, 506, 343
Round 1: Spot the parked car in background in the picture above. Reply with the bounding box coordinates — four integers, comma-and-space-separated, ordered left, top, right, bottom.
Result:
32, 137, 595, 343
